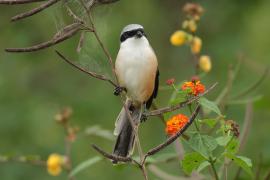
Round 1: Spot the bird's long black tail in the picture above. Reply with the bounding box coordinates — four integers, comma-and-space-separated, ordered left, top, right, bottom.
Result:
113, 100, 140, 162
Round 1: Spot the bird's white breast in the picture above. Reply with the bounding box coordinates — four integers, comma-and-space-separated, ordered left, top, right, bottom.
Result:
115, 37, 158, 104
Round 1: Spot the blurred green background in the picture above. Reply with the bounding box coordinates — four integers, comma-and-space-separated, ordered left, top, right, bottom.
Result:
0, 0, 270, 179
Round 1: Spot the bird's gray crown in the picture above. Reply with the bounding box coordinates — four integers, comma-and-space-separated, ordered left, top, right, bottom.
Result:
121, 24, 144, 36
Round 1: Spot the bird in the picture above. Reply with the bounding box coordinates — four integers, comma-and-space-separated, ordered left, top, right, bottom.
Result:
113, 24, 159, 160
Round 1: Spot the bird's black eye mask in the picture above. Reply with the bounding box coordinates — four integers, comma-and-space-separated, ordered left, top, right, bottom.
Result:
120, 28, 147, 42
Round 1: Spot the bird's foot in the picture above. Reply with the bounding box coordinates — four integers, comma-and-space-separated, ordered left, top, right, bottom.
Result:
114, 86, 126, 96
140, 113, 147, 123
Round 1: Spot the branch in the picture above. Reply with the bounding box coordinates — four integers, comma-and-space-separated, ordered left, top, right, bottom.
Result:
11, 0, 60, 22
91, 144, 138, 165
55, 50, 117, 87
142, 105, 200, 162
239, 102, 253, 151
5, 23, 81, 52
0, 0, 45, 4
146, 83, 217, 117
91, 104, 201, 172
96, 0, 120, 4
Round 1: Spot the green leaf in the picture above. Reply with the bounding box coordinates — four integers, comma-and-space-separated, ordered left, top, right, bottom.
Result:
182, 152, 206, 174
188, 133, 218, 158
226, 138, 239, 154
197, 161, 211, 172
216, 136, 232, 146
198, 118, 217, 128
169, 91, 187, 105
163, 112, 173, 121
199, 97, 221, 116
69, 156, 102, 177
225, 153, 253, 176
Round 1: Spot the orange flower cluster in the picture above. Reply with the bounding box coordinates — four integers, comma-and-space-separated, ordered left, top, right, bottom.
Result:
165, 114, 189, 136
181, 80, 205, 96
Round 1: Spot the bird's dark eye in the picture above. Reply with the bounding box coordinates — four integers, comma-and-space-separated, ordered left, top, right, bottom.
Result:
120, 28, 145, 42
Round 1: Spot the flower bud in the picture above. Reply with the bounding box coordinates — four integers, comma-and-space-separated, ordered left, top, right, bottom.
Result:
170, 30, 187, 46
166, 78, 175, 85
191, 36, 202, 54
188, 20, 197, 32
199, 55, 212, 73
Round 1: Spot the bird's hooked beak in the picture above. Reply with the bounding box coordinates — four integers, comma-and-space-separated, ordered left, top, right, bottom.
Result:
135, 31, 143, 38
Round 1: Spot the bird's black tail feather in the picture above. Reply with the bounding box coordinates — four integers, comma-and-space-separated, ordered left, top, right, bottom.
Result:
113, 100, 140, 163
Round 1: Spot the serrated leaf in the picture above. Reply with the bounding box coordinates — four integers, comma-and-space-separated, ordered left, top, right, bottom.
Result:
199, 97, 221, 116
225, 153, 253, 176
188, 133, 218, 158
69, 156, 102, 177
182, 152, 206, 174
199, 119, 217, 128
226, 138, 239, 154
216, 136, 232, 146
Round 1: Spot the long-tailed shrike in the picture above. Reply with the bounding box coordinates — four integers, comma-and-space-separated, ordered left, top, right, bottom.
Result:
113, 24, 159, 160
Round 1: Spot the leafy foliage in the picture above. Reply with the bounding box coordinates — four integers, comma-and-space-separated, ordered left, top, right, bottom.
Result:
182, 152, 206, 174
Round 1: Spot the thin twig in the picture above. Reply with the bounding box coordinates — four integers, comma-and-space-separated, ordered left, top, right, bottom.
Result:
146, 83, 217, 117
55, 50, 117, 87
209, 157, 219, 180
6, 23, 81, 52
142, 105, 200, 164
0, 0, 45, 4
11, 0, 60, 22
88, 11, 117, 80
95, 0, 120, 5
239, 102, 253, 151
0, 156, 46, 166
76, 32, 85, 53
151, 102, 166, 125
91, 144, 138, 165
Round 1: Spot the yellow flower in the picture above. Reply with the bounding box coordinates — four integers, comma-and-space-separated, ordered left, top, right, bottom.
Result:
182, 20, 197, 32
199, 55, 212, 72
191, 36, 202, 54
188, 20, 197, 32
47, 154, 64, 176
170, 30, 187, 46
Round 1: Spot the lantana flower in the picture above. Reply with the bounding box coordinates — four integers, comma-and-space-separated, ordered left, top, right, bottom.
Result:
165, 114, 189, 136
47, 153, 64, 176
181, 80, 205, 96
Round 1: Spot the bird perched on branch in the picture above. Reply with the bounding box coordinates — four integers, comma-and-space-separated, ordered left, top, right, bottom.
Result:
113, 24, 159, 161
